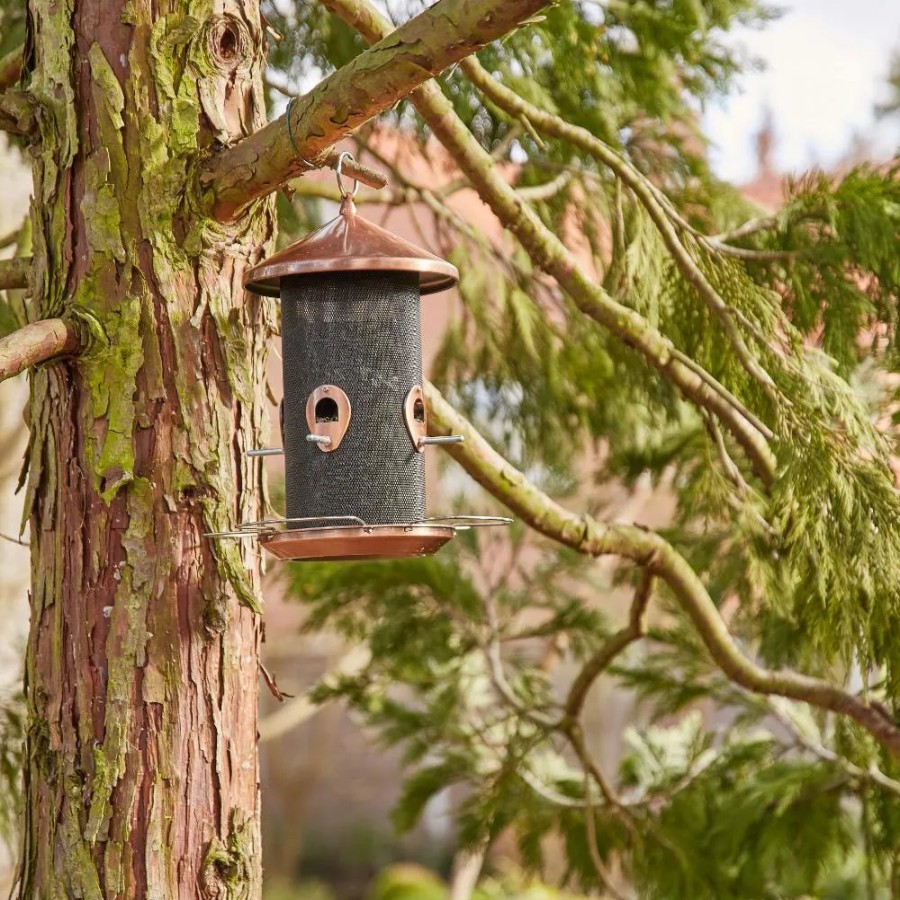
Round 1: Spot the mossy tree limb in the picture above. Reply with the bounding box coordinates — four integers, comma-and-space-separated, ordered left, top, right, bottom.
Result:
423, 381, 900, 759
200, 0, 550, 221
0, 319, 78, 383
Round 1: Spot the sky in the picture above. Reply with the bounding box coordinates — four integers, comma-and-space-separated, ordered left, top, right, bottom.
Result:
703, 0, 900, 184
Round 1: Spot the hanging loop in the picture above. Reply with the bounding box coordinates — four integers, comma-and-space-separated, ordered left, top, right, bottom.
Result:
335, 151, 361, 199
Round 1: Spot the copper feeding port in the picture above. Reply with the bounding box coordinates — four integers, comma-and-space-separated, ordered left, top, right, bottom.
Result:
305, 385, 351, 452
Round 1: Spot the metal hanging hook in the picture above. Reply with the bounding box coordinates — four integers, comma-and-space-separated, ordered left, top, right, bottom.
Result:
335, 151, 361, 199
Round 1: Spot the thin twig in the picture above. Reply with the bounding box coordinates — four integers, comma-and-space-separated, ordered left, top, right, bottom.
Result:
564, 571, 653, 720
582, 770, 634, 900
766, 699, 900, 798
482, 593, 559, 728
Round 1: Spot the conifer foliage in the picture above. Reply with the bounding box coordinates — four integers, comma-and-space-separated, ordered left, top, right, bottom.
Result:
0, 0, 898, 895
266, 0, 900, 895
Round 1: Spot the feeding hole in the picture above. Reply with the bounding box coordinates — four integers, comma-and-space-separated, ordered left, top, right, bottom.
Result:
413, 398, 425, 423
315, 397, 340, 423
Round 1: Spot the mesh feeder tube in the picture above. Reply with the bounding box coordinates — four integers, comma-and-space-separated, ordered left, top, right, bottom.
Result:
243, 193, 462, 561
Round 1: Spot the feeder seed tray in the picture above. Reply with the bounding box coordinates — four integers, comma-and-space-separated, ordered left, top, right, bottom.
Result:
260, 523, 456, 561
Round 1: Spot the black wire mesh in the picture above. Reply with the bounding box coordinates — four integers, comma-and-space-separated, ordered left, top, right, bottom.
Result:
281, 271, 426, 526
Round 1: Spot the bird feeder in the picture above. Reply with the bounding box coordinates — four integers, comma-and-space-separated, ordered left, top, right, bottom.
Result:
212, 154, 510, 561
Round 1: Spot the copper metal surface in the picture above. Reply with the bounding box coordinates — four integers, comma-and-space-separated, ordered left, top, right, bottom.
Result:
305, 384, 351, 452
403, 385, 427, 452
260, 523, 456, 561
244, 197, 459, 297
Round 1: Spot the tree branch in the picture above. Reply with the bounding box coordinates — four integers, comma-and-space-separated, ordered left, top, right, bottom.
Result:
0, 222, 24, 252
0, 319, 79, 383
764, 698, 900, 799
0, 88, 37, 139
564, 571, 653, 721
0, 46, 23, 92
200, 0, 549, 221
323, 0, 776, 487
258, 646, 370, 743
423, 381, 900, 759
0, 257, 31, 291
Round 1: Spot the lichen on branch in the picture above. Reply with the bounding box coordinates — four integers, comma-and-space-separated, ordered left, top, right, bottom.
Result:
423, 381, 900, 759
199, 0, 550, 221
0, 318, 78, 384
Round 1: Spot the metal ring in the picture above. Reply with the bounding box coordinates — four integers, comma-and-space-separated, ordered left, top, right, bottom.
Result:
335, 151, 360, 198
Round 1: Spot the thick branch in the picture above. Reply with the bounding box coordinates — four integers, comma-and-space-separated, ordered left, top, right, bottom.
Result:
324, 0, 776, 486
423, 382, 900, 758
0, 319, 78, 383
463, 58, 781, 396
201, 0, 548, 221
0, 256, 32, 291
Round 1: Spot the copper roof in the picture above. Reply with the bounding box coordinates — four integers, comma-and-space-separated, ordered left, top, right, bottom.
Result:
244, 197, 459, 298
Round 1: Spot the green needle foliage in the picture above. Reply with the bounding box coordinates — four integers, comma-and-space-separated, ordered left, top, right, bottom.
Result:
259, 0, 900, 895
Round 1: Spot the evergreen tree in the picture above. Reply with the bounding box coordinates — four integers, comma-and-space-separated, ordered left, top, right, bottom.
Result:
0, 0, 898, 896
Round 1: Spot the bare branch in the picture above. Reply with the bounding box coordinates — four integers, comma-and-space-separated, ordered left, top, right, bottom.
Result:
423, 381, 900, 759
0, 319, 79, 384
461, 58, 781, 399
0, 257, 31, 291
258, 646, 370, 743
564, 571, 653, 721
200, 0, 549, 221
324, 0, 776, 487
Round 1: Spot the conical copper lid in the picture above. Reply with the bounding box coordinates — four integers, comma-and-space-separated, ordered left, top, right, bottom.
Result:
244, 197, 459, 298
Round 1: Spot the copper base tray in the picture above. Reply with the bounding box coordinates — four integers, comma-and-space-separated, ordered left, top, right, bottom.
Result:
260, 524, 456, 561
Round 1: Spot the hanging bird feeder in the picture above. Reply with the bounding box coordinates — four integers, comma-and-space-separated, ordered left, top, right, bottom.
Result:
210, 153, 510, 562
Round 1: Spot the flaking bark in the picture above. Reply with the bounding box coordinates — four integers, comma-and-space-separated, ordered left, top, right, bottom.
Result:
17, 1, 273, 896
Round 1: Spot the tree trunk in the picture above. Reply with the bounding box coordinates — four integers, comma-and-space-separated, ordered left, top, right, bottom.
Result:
17, 2, 273, 896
